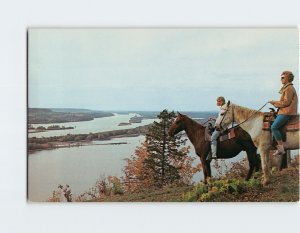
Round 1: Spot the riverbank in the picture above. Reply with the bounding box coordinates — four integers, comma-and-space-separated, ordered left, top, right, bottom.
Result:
28, 124, 152, 152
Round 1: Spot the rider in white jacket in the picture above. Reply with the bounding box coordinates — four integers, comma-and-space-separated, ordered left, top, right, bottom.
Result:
207, 96, 227, 161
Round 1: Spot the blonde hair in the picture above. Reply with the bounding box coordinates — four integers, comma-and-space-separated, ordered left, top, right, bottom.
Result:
216, 96, 225, 104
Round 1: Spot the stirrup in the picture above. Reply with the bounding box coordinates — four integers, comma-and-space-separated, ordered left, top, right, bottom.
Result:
206, 153, 217, 161
206, 152, 212, 161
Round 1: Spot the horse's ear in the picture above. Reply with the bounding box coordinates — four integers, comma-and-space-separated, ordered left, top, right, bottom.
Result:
227, 100, 231, 106
177, 111, 183, 117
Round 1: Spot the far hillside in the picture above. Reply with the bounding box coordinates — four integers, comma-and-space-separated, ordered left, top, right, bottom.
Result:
28, 108, 114, 124
114, 111, 217, 120
51, 108, 104, 113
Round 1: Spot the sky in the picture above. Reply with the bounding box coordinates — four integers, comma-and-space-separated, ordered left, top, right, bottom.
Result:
28, 28, 299, 112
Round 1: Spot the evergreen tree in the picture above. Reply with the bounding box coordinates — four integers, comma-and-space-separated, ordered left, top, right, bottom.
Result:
144, 109, 189, 187
123, 109, 200, 192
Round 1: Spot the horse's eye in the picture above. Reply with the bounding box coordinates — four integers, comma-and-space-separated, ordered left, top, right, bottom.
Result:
220, 113, 224, 116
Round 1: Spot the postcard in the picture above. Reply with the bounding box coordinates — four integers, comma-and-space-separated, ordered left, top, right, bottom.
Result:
27, 28, 299, 202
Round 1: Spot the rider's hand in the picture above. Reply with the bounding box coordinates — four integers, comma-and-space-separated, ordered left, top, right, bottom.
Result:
268, 100, 276, 105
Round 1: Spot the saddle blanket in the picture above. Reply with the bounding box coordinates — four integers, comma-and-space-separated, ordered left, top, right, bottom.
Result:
219, 128, 236, 142
205, 128, 235, 142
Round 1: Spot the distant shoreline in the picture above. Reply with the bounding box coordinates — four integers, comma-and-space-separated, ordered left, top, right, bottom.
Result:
28, 140, 130, 154
28, 108, 114, 124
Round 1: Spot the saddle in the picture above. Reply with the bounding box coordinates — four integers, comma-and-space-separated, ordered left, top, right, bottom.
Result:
262, 108, 299, 142
205, 123, 236, 142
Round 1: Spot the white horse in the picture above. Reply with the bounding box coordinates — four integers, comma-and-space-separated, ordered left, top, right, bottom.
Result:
215, 101, 299, 186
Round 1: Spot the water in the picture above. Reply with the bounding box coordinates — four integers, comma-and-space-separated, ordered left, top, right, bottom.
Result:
29, 113, 155, 138
28, 136, 146, 201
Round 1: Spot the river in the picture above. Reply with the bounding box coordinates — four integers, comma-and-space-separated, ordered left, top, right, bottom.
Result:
28, 136, 147, 201
29, 113, 155, 138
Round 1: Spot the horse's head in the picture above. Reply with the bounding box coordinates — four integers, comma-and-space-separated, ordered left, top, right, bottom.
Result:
168, 112, 187, 137
215, 101, 234, 130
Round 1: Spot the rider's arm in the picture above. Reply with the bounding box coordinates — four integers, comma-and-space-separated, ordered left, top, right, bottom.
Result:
273, 86, 296, 108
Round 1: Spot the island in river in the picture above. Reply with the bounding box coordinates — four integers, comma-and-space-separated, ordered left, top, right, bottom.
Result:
28, 124, 152, 152
28, 124, 75, 133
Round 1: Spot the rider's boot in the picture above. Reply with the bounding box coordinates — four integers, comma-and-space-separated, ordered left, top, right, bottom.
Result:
206, 151, 212, 161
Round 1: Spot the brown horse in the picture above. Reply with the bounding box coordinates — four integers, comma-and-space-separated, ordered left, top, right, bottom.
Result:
168, 113, 261, 183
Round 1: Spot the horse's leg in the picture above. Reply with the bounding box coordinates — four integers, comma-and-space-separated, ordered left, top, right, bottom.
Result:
245, 150, 256, 181
255, 154, 261, 172
260, 145, 271, 186
238, 139, 259, 180
199, 155, 210, 184
279, 152, 288, 170
206, 160, 212, 178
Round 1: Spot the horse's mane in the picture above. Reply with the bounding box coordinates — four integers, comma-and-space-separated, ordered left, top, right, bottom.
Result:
179, 114, 206, 144
232, 103, 264, 118
181, 114, 206, 129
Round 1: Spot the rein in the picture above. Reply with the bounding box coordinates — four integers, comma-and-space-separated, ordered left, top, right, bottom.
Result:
201, 119, 214, 125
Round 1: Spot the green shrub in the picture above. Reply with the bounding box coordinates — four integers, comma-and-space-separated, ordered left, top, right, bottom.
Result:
182, 178, 261, 202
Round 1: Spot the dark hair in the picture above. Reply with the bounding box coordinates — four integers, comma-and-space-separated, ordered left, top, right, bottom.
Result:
282, 71, 294, 82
